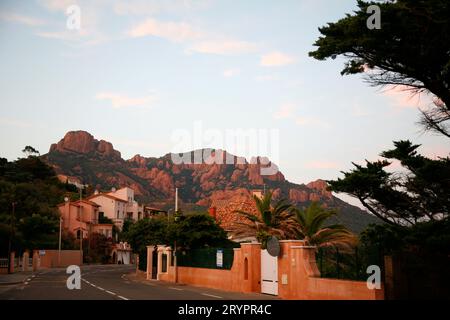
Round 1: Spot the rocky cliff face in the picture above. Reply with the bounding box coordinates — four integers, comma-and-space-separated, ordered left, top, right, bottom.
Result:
43, 131, 379, 232
50, 131, 121, 160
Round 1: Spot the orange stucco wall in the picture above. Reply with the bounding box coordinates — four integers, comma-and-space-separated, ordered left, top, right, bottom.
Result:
177, 267, 234, 291
36, 250, 82, 268
277, 241, 384, 300
150, 241, 384, 300
154, 243, 262, 293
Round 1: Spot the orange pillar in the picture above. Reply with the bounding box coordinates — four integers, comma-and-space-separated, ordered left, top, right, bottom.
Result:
9, 252, 15, 273
239, 243, 261, 293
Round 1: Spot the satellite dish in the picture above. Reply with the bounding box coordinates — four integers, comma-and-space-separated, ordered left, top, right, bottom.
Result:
266, 236, 281, 257
111, 187, 116, 192
64, 197, 69, 202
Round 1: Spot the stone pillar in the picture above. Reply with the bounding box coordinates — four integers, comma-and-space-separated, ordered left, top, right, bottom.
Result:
156, 245, 164, 280
275, 240, 312, 299
22, 252, 29, 272
288, 244, 319, 300
9, 252, 15, 274
166, 247, 173, 268
240, 243, 261, 293
146, 246, 154, 280
32, 251, 39, 271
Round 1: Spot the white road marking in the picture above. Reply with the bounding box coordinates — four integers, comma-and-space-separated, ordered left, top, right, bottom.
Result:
77, 268, 131, 300
169, 287, 184, 291
201, 293, 223, 299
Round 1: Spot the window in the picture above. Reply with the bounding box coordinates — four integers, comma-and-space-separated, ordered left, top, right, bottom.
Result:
99, 212, 104, 219
76, 230, 81, 239
117, 210, 120, 219
138, 212, 142, 220
127, 212, 133, 219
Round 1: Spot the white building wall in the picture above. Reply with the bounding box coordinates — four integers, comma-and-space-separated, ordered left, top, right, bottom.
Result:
111, 187, 134, 203
89, 195, 127, 229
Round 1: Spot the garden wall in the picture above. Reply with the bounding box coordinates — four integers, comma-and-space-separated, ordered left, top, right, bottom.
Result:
148, 241, 384, 300
35, 250, 82, 268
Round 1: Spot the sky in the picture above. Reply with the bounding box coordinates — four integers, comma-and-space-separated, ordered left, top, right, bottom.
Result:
1, 0, 449, 207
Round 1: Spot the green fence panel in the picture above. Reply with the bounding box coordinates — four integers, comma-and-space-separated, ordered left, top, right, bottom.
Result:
176, 248, 234, 270
316, 246, 383, 281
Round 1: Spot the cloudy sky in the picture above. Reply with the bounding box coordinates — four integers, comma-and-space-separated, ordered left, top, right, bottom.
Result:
1, 0, 449, 204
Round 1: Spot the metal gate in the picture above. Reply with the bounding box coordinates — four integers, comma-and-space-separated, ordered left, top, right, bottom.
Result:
261, 249, 278, 295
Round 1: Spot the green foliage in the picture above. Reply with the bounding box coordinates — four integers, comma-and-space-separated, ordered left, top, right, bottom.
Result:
328, 141, 450, 226
121, 218, 134, 235
123, 217, 168, 254
22, 146, 40, 157
310, 1, 450, 272
84, 232, 113, 264
170, 214, 234, 249
310, 0, 450, 137
99, 215, 114, 224
294, 202, 356, 248
361, 218, 450, 256
0, 151, 70, 255
233, 192, 298, 247
61, 230, 76, 250
123, 214, 234, 255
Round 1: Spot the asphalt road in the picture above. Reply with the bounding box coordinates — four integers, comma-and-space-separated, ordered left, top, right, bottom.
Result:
0, 265, 278, 300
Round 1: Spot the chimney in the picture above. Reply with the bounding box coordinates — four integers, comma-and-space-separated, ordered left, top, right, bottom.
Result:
208, 207, 217, 220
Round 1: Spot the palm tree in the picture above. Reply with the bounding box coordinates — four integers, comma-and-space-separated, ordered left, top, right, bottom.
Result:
232, 191, 298, 248
293, 202, 356, 248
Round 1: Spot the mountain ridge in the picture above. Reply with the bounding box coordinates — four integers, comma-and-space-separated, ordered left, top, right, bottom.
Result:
43, 130, 380, 232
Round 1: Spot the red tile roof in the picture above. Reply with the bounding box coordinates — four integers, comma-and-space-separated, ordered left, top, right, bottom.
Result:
87, 193, 128, 203
210, 194, 260, 232
57, 199, 100, 207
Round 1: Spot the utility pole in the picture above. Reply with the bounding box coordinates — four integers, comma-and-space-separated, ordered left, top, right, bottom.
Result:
174, 187, 178, 283
79, 186, 83, 265
58, 215, 63, 267
7, 202, 16, 274
175, 188, 178, 212
59, 197, 69, 267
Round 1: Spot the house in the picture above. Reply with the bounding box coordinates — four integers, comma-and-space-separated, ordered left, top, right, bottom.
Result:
143, 206, 168, 218
87, 191, 129, 230
57, 199, 113, 240
106, 187, 144, 221
111, 242, 133, 265
87, 187, 165, 230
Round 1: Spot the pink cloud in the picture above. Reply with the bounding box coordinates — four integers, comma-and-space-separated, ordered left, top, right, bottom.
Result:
381, 85, 432, 109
